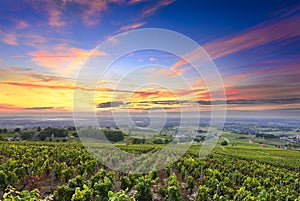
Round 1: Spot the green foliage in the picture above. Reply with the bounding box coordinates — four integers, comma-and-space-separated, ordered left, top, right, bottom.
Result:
39, 134, 46, 141
40, 127, 68, 138
3, 186, 40, 201
221, 140, 228, 146
108, 190, 135, 201
132, 138, 145, 144
0, 170, 8, 191
71, 185, 93, 201
103, 129, 124, 142
54, 185, 74, 201
187, 175, 194, 194
20, 130, 34, 140
0, 142, 300, 200
135, 176, 153, 201
93, 176, 113, 201
196, 185, 210, 201
120, 176, 132, 190
166, 174, 182, 201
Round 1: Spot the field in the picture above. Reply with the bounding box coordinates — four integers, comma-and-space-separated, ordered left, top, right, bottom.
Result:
0, 139, 299, 201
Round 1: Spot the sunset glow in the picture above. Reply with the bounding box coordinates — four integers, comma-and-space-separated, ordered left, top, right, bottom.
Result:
0, 0, 299, 117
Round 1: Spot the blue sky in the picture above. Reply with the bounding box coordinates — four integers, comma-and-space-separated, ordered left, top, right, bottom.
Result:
0, 0, 299, 117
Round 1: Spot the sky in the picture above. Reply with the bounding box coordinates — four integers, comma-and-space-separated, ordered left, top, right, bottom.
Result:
0, 0, 299, 118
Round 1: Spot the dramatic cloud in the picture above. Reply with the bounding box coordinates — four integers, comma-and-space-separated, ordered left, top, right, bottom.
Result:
170, 14, 300, 70
204, 15, 300, 60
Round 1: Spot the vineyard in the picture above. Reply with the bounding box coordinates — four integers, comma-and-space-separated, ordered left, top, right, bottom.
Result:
0, 142, 299, 200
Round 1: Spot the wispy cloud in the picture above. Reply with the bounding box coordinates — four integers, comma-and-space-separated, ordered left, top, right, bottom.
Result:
24, 106, 54, 110
117, 22, 145, 32
139, 0, 175, 18
169, 14, 300, 70
0, 31, 77, 48
10, 67, 36, 71
128, 0, 146, 5
204, 14, 300, 60
197, 98, 300, 106
29, 45, 107, 74
38, 0, 125, 27
2, 33, 18, 46
12, 18, 29, 30
44, 0, 66, 27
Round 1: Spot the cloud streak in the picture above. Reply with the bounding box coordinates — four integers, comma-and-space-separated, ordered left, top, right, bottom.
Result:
29, 45, 107, 75
117, 22, 145, 32
204, 15, 300, 60
24, 107, 54, 110
2, 33, 18, 46
169, 14, 300, 70
139, 0, 175, 18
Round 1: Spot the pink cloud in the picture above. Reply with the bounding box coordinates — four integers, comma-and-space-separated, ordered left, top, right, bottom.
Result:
29, 45, 107, 74
44, 1, 66, 27
117, 22, 145, 32
12, 19, 29, 30
40, 0, 124, 27
2, 33, 18, 46
164, 67, 191, 78
140, 0, 175, 18
169, 14, 300, 70
204, 15, 300, 60
127, 0, 145, 4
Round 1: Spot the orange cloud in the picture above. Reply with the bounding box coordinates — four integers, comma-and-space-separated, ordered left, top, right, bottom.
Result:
29, 45, 107, 74
0, 104, 23, 112
117, 22, 146, 32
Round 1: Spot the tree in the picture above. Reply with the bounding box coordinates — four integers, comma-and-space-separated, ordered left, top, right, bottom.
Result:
40, 127, 68, 138
39, 133, 47, 141
14, 128, 21, 132
103, 130, 124, 142
21, 131, 34, 140
153, 139, 163, 144
132, 138, 145, 144
221, 140, 228, 146
0, 135, 7, 141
